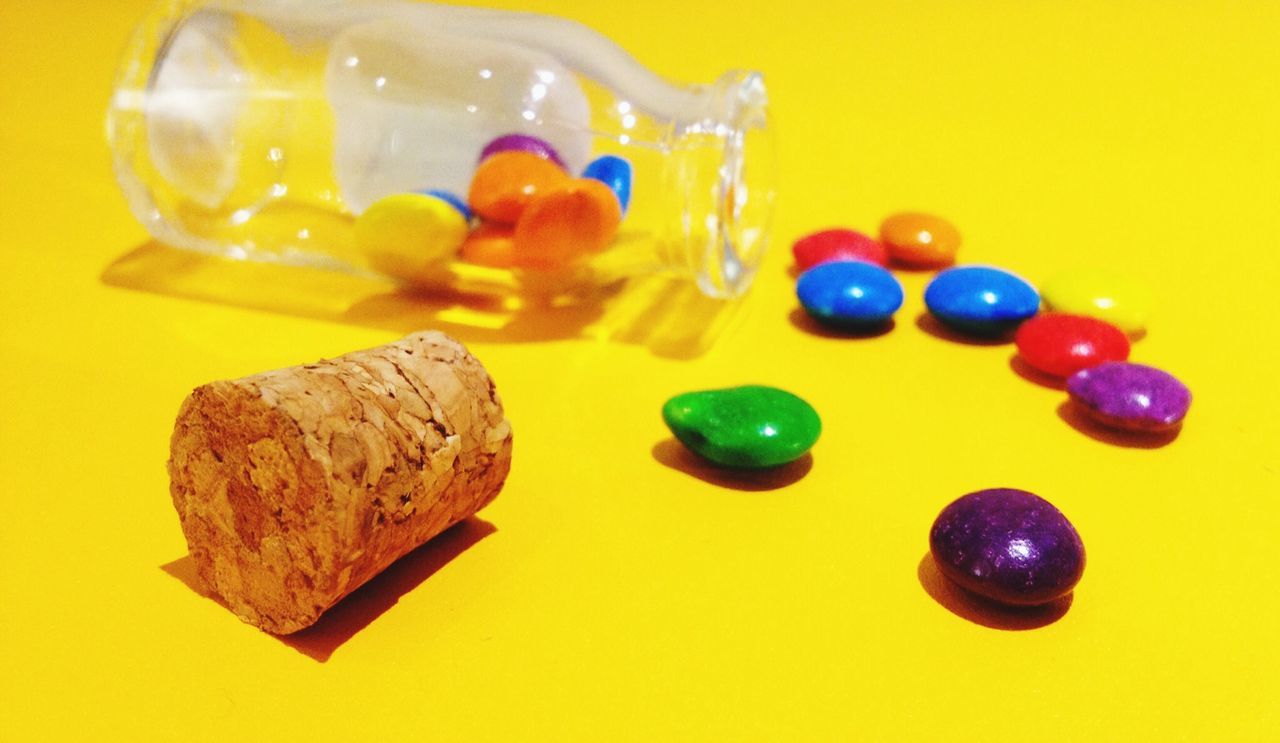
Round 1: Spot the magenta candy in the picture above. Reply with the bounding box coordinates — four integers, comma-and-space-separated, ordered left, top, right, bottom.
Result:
478, 133, 567, 169
1067, 361, 1191, 432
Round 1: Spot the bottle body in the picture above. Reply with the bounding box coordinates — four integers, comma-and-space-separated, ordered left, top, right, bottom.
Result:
108, 0, 774, 299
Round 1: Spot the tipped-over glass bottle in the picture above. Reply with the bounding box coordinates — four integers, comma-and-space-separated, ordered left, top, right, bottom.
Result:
108, 0, 775, 300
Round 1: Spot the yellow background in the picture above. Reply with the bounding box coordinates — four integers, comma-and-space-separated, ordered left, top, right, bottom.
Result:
3, 0, 1279, 739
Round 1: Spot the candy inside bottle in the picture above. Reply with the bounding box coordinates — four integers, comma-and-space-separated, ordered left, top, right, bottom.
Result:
109, 0, 775, 300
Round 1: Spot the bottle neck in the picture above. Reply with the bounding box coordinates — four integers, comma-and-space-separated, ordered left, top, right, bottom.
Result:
662, 71, 774, 299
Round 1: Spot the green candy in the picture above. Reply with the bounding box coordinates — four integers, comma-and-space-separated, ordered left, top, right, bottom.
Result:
662, 385, 821, 469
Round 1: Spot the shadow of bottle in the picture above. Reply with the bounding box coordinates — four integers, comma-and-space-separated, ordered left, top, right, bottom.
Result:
102, 241, 743, 360
161, 517, 496, 662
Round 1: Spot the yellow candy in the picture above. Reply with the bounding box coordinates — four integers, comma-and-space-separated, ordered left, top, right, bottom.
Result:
354, 193, 468, 282
1041, 268, 1154, 335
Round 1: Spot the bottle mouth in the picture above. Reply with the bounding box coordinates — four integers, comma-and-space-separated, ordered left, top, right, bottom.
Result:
664, 70, 775, 299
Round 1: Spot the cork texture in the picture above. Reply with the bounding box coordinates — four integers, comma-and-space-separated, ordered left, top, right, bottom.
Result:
167, 331, 513, 634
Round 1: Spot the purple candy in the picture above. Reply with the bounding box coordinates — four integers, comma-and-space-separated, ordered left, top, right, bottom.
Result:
478, 133, 567, 169
930, 488, 1086, 607
1067, 361, 1191, 433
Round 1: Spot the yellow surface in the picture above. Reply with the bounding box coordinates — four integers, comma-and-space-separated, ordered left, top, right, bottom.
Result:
2, 1, 1279, 739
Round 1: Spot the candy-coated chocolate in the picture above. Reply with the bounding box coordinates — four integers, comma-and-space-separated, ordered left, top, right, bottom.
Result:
930, 488, 1085, 607
511, 178, 622, 270
581, 155, 632, 213
1040, 268, 1153, 335
468, 151, 570, 224
662, 385, 821, 469
924, 265, 1040, 335
796, 261, 903, 328
1015, 313, 1130, 378
1067, 362, 1191, 432
458, 223, 517, 268
792, 229, 888, 270
880, 212, 961, 267
421, 189, 472, 221
354, 193, 467, 281
478, 133, 567, 169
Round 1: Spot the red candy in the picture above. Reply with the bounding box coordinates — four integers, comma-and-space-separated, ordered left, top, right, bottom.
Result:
792, 229, 888, 271
1015, 313, 1131, 378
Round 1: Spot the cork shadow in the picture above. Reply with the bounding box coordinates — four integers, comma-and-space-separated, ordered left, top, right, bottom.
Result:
160, 517, 496, 662
914, 313, 1013, 346
651, 438, 812, 491
787, 308, 896, 340
916, 553, 1071, 630
1008, 355, 1067, 391
1056, 400, 1181, 449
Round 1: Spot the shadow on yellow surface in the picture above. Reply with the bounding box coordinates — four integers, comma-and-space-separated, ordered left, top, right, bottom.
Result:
915, 553, 1072, 631
786, 307, 897, 340
650, 438, 813, 491
914, 313, 1015, 347
160, 517, 496, 662
102, 241, 741, 359
1008, 355, 1068, 391
1055, 400, 1182, 450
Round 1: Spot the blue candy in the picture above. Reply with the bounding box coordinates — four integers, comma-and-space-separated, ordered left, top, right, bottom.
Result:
924, 265, 1040, 335
797, 260, 904, 328
417, 189, 472, 221
581, 155, 632, 213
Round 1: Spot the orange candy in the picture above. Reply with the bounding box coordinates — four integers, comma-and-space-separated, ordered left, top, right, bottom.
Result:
458, 223, 517, 268
512, 179, 622, 270
467, 151, 569, 224
879, 212, 961, 267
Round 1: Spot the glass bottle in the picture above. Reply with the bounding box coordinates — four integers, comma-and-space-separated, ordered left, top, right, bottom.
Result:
107, 0, 774, 301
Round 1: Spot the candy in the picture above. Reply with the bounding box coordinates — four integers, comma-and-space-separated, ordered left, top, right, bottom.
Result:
421, 189, 472, 221
662, 385, 821, 469
796, 260, 903, 328
930, 488, 1086, 607
581, 155, 632, 214
1014, 313, 1130, 378
468, 151, 570, 224
458, 224, 517, 268
1040, 268, 1153, 335
924, 265, 1040, 335
880, 212, 961, 267
792, 229, 888, 270
354, 193, 468, 282
1066, 361, 1191, 432
512, 178, 622, 270
478, 133, 568, 169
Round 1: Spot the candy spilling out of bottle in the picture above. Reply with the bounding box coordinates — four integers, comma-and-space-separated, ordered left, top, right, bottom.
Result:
658, 210, 1187, 617
791, 212, 1191, 435
354, 133, 632, 281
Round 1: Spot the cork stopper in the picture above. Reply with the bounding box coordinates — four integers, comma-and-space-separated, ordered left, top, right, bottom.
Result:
168, 331, 512, 634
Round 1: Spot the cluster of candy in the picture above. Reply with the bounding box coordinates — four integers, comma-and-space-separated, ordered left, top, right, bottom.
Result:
354, 134, 632, 281
659, 212, 1199, 614
792, 212, 1192, 434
